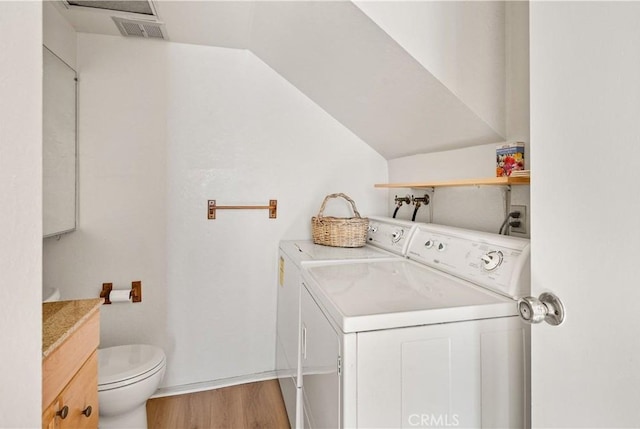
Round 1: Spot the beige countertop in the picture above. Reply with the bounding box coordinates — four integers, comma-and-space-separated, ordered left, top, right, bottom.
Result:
42, 298, 103, 358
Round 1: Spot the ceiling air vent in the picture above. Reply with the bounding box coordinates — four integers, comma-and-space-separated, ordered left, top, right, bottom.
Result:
112, 17, 167, 40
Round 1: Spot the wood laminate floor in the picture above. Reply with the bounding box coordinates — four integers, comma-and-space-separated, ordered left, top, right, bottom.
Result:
146, 379, 291, 429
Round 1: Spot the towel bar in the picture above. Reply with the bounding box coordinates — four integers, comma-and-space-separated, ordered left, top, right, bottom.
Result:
207, 199, 277, 219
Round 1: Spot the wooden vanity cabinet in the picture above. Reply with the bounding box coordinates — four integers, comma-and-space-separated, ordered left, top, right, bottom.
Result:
42, 302, 101, 429
43, 352, 98, 429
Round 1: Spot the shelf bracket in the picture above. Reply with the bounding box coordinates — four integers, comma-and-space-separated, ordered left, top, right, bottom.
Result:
208, 199, 277, 220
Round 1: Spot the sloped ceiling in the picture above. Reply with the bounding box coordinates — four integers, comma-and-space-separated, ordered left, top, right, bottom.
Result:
353, 1, 507, 139
250, 1, 504, 159
52, 0, 506, 160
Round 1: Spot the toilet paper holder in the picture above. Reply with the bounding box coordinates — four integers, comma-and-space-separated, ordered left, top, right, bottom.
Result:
100, 281, 142, 304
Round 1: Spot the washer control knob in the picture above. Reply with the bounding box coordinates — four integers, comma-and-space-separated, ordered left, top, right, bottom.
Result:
391, 230, 404, 243
481, 250, 503, 271
437, 242, 446, 252
518, 293, 565, 326
368, 225, 378, 233
424, 240, 434, 249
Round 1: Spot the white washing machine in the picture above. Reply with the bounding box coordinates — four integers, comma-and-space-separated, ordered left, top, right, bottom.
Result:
277, 217, 418, 428
300, 223, 531, 428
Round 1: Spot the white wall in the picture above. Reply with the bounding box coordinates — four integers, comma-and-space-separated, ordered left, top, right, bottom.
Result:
0, 2, 42, 427
43, 34, 170, 356
166, 42, 386, 386
385, 2, 530, 237
43, 33, 387, 389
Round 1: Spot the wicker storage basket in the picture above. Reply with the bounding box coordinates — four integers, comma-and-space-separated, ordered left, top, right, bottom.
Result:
311, 193, 369, 248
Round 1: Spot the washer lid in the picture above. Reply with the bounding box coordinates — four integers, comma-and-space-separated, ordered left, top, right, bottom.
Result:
98, 344, 165, 387
303, 260, 518, 333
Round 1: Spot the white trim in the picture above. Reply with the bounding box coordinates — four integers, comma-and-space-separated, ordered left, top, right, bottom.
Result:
151, 371, 279, 399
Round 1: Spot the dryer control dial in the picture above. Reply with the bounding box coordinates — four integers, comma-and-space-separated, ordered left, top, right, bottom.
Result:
391, 229, 404, 243
481, 250, 503, 271
424, 240, 434, 249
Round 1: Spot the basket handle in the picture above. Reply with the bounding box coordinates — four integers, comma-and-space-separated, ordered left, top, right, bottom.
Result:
316, 193, 362, 218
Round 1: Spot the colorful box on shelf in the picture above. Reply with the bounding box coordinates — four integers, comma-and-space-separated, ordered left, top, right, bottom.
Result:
496, 142, 525, 177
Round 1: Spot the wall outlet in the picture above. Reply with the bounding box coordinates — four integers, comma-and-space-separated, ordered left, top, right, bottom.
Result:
510, 204, 527, 235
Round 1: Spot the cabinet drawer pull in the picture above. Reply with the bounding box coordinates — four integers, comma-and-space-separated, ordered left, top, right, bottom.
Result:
82, 405, 92, 417
57, 405, 69, 419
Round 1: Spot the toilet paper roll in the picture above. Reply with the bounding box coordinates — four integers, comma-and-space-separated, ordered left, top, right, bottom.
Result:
110, 289, 132, 303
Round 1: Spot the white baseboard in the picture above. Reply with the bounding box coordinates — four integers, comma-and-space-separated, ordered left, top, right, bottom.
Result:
151, 370, 279, 399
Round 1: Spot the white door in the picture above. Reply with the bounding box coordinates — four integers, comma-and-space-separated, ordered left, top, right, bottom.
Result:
530, 2, 640, 427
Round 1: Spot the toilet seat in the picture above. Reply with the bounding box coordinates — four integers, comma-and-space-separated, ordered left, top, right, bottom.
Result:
98, 344, 166, 392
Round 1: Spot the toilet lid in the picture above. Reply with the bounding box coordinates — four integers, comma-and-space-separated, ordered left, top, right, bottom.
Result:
98, 344, 165, 387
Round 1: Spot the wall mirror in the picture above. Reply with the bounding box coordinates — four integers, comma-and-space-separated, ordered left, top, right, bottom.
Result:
43, 46, 77, 237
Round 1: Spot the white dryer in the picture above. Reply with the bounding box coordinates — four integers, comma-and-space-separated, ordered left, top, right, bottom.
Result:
300, 223, 531, 428
276, 217, 418, 428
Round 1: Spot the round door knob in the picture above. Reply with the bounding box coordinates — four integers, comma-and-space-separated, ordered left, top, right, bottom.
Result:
82, 405, 92, 417
517, 292, 565, 326
57, 405, 69, 420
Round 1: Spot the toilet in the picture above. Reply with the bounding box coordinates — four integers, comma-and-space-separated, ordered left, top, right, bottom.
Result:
98, 344, 166, 429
